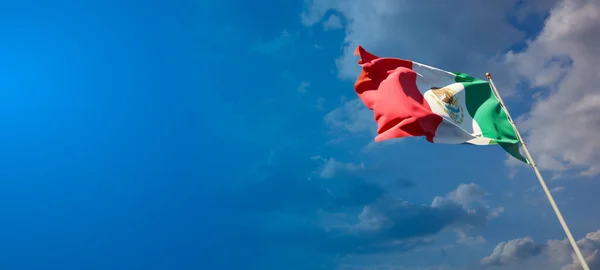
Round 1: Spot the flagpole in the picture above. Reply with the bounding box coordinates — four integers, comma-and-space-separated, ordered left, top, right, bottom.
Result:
485, 73, 590, 270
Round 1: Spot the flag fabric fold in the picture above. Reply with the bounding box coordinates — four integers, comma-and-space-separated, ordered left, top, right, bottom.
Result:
353, 45, 527, 163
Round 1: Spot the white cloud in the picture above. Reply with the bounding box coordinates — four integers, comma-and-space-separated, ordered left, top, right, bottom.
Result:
297, 81, 310, 94
323, 98, 409, 151
301, 0, 535, 88
431, 183, 502, 244
436, 183, 487, 209
456, 230, 485, 245
431, 183, 503, 221
312, 156, 366, 179
481, 237, 545, 267
324, 98, 376, 137
350, 183, 496, 239
323, 14, 343, 30
552, 230, 600, 270
481, 229, 600, 269
504, 0, 600, 177
551, 186, 565, 193
329, 183, 501, 270
319, 183, 498, 232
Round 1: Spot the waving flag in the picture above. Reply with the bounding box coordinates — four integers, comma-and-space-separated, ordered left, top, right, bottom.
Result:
354, 45, 527, 163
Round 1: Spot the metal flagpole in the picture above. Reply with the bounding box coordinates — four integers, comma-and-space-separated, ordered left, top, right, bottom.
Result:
485, 72, 590, 270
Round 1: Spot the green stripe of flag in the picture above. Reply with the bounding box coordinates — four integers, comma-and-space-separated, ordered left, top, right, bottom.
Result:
454, 72, 528, 163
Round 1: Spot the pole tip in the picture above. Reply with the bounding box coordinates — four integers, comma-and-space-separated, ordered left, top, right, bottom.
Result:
485, 72, 491, 79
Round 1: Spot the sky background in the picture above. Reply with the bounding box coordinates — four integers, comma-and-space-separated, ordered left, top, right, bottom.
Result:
0, 0, 599, 270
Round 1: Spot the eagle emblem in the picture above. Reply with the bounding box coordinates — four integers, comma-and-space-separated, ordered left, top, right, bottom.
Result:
430, 86, 464, 125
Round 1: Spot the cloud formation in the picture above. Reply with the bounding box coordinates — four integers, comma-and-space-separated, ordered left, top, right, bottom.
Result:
297, 81, 310, 94
323, 14, 343, 30
324, 98, 376, 137
504, 0, 600, 177
432, 183, 487, 209
348, 189, 492, 247
301, 0, 536, 83
480, 237, 545, 267
232, 154, 501, 266
481, 229, 600, 269
312, 155, 366, 179
552, 230, 600, 270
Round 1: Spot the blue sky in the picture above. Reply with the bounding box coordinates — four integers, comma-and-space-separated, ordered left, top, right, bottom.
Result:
1, 1, 600, 270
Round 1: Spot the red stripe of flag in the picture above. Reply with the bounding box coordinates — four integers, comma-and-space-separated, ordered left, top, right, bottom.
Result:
353, 45, 443, 143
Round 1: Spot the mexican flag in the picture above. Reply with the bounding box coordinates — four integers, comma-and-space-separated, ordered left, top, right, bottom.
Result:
353, 45, 527, 163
